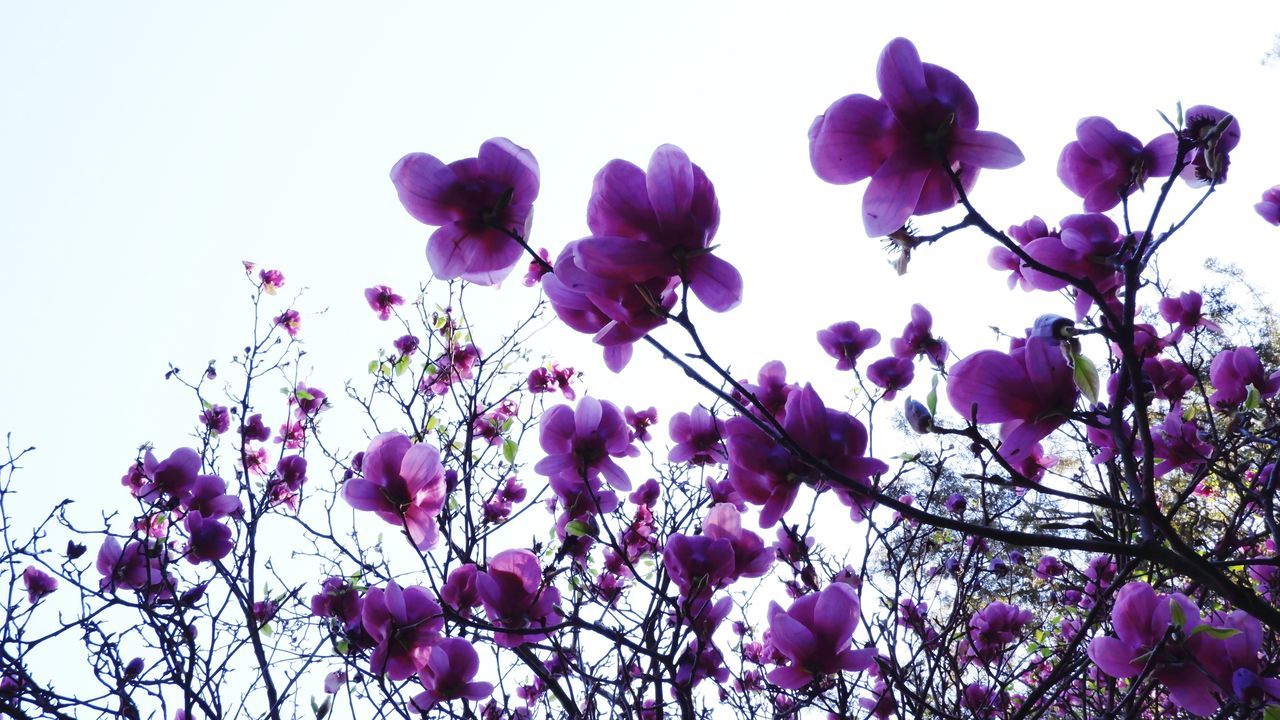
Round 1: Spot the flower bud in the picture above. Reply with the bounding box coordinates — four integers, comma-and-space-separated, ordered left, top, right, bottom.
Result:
904, 397, 933, 433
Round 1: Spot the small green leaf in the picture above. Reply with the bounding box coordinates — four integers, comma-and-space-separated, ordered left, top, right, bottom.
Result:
565, 520, 593, 537
394, 356, 411, 376
1072, 353, 1100, 403
502, 438, 518, 464
1264, 706, 1280, 720
367, 360, 379, 375
295, 389, 315, 401
425, 416, 439, 432
926, 374, 939, 416
260, 622, 273, 637
1169, 598, 1187, 627
1190, 624, 1242, 640
1246, 384, 1262, 410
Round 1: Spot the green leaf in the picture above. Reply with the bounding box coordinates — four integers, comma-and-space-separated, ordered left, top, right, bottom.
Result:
425, 416, 439, 432
1264, 706, 1280, 720
294, 389, 315, 401
1072, 353, 1100, 403
926, 374, 940, 416
502, 439, 518, 464
1246, 384, 1262, 410
260, 622, 273, 637
1190, 624, 1242, 640
1169, 598, 1187, 627
394, 355, 411, 376
367, 360, 379, 375
565, 520, 593, 538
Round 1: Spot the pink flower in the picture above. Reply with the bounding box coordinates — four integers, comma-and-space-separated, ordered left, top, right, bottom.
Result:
726, 385, 887, 527
1057, 116, 1176, 212
866, 356, 914, 400
700, 504, 772, 581
817, 321, 880, 371
22, 566, 58, 603
440, 564, 481, 617
360, 580, 444, 681
273, 309, 301, 337
96, 537, 173, 600
809, 37, 1023, 237
962, 601, 1032, 665
668, 405, 726, 465
1159, 291, 1221, 343
535, 396, 638, 490
364, 285, 405, 321
1256, 185, 1280, 225
411, 638, 494, 712
476, 549, 562, 648
947, 331, 1077, 462
1209, 346, 1280, 407
341, 433, 448, 550
258, 268, 284, 294
766, 583, 875, 689
889, 304, 948, 367
391, 138, 539, 286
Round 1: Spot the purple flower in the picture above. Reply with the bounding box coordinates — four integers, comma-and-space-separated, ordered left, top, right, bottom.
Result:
523, 247, 552, 286
535, 396, 637, 490
1151, 408, 1212, 478
766, 583, 875, 689
662, 533, 735, 598
342, 433, 448, 550
809, 37, 1023, 237
391, 138, 539, 286
200, 405, 230, 435
943, 493, 966, 515
274, 309, 301, 337
1159, 291, 1221, 343
1256, 185, 1280, 225
726, 384, 888, 527
364, 285, 404, 321
1021, 213, 1124, 319
668, 405, 726, 465
735, 361, 797, 421
361, 580, 444, 681
624, 406, 658, 442
574, 145, 742, 313
411, 638, 494, 712
323, 670, 346, 694
96, 537, 172, 599
890, 304, 948, 367
394, 334, 420, 358
628, 478, 660, 507
183, 511, 233, 564
1034, 555, 1066, 581
476, 549, 562, 648
866, 356, 914, 400
251, 599, 278, 625
22, 566, 58, 603
962, 601, 1032, 665
961, 683, 1008, 719
258, 268, 284, 294
241, 413, 271, 442
817, 321, 881, 371
440, 564, 481, 617
290, 384, 328, 418
947, 332, 1077, 461
183, 473, 242, 520
1057, 116, 1176, 211
1209, 346, 1280, 407
1162, 105, 1241, 186
701, 503, 773, 581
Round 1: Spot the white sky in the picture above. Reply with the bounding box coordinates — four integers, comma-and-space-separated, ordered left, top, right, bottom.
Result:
3, 1, 1280, 524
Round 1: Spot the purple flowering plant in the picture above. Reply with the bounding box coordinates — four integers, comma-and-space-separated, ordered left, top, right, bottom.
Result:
4, 34, 1280, 720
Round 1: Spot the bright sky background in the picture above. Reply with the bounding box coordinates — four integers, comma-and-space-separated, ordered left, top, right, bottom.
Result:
3, 1, 1280, 526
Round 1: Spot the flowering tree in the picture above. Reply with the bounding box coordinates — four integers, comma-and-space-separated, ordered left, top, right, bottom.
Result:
5, 35, 1280, 719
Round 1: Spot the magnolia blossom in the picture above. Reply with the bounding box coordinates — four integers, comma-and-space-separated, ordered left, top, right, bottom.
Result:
809, 37, 1023, 237
947, 331, 1077, 461
726, 384, 887, 527
1209, 346, 1280, 407
22, 566, 58, 603
1257, 185, 1280, 225
535, 396, 637, 490
361, 580, 444, 681
391, 138, 539, 285
668, 405, 727, 465
1057, 116, 1176, 211
411, 638, 494, 712
817, 321, 880, 371
363, 285, 404, 320
477, 549, 562, 648
766, 583, 875, 689
342, 433, 448, 549
890, 304, 947, 367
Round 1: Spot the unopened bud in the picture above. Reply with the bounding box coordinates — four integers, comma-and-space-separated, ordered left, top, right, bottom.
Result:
904, 398, 933, 433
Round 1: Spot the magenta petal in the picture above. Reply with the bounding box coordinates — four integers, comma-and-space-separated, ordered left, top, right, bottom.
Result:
876, 38, 930, 121
426, 223, 479, 280
341, 479, 388, 513
686, 254, 743, 312
390, 153, 453, 225
1088, 637, 1140, 678
767, 665, 814, 691
646, 145, 695, 224
464, 682, 494, 701
575, 237, 673, 282
999, 418, 1059, 461
770, 613, 817, 662
808, 94, 896, 184
603, 344, 633, 373
400, 443, 442, 497
950, 129, 1024, 170
947, 351, 1033, 423
1075, 117, 1139, 160
812, 584, 859, 640
862, 150, 930, 237
478, 138, 540, 204
588, 159, 657, 237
